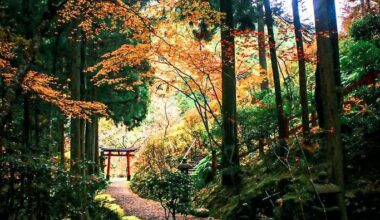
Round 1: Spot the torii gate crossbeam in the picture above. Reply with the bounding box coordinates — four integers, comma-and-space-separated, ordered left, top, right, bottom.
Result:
100, 147, 138, 181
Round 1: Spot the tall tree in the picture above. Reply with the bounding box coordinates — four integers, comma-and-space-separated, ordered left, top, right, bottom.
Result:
292, 0, 310, 135
22, 0, 32, 148
257, 0, 269, 90
220, 0, 240, 187
313, 0, 348, 219
70, 30, 82, 172
264, 0, 288, 141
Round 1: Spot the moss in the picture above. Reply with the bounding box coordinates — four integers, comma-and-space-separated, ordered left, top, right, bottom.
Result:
94, 193, 142, 219
95, 193, 116, 203
195, 153, 318, 219
121, 216, 141, 220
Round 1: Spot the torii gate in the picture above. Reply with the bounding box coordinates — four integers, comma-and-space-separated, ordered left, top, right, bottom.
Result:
100, 146, 139, 181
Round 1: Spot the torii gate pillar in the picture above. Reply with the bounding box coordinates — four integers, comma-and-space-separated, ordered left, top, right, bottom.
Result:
101, 147, 138, 181
127, 152, 131, 181
106, 151, 111, 180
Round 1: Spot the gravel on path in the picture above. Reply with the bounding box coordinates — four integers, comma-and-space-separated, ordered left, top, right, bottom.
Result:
105, 179, 194, 220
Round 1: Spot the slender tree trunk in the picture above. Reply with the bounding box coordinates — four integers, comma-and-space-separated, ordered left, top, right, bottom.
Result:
330, 1, 342, 109
80, 33, 87, 165
220, 0, 240, 187
315, 65, 324, 127
70, 30, 82, 172
94, 114, 99, 174
211, 149, 217, 177
292, 0, 310, 135
85, 120, 93, 172
93, 87, 100, 174
85, 83, 95, 174
360, 0, 366, 14
23, 97, 31, 148
34, 101, 40, 149
59, 117, 65, 164
48, 34, 61, 146
313, 1, 348, 219
59, 53, 67, 165
257, 0, 268, 90
259, 138, 265, 158
22, 0, 32, 149
264, 0, 288, 141
71, 30, 88, 220
366, 0, 371, 12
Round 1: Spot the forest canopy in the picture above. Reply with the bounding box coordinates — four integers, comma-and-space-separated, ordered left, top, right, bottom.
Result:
1, 0, 379, 219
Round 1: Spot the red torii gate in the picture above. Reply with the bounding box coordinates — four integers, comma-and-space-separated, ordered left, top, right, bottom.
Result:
100, 146, 139, 181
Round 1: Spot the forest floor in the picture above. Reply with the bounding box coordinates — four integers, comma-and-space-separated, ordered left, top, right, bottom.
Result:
106, 179, 194, 220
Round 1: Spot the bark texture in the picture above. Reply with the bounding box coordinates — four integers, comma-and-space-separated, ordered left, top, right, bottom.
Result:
313, 0, 348, 219
220, 0, 240, 187
292, 0, 310, 134
264, 0, 289, 142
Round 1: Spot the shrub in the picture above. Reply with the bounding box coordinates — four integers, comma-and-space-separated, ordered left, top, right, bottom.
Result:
192, 156, 213, 189
0, 152, 107, 219
349, 15, 380, 43
138, 171, 192, 220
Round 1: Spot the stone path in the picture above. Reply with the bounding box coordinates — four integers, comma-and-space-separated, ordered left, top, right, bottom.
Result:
105, 179, 193, 220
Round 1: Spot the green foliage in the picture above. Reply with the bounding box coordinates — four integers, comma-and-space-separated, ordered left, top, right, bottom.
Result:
340, 39, 380, 86
237, 91, 277, 149
95, 193, 142, 220
136, 171, 192, 219
87, 27, 152, 129
342, 87, 380, 177
349, 15, 380, 43
176, 92, 196, 115
233, 0, 257, 30
192, 156, 213, 189
195, 158, 313, 220
0, 152, 108, 219
99, 82, 150, 128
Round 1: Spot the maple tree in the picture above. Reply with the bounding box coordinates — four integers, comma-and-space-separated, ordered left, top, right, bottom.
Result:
1, 0, 380, 219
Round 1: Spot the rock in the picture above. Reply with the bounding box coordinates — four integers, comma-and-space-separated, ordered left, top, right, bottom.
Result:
178, 163, 193, 170
192, 207, 210, 217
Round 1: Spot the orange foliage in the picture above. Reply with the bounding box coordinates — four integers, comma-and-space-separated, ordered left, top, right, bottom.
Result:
0, 41, 17, 85
22, 71, 107, 119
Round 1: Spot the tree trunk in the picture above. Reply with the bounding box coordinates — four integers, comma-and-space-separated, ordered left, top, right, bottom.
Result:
34, 101, 40, 149
93, 87, 100, 174
70, 30, 82, 172
211, 149, 217, 177
360, 0, 366, 14
366, 0, 371, 12
22, 0, 32, 150
330, 1, 342, 109
59, 117, 65, 164
94, 115, 99, 174
292, 0, 310, 135
85, 83, 95, 174
80, 33, 87, 164
23, 97, 31, 148
264, 0, 288, 142
257, 0, 268, 90
315, 65, 324, 127
48, 34, 61, 149
220, 0, 240, 187
313, 0, 348, 219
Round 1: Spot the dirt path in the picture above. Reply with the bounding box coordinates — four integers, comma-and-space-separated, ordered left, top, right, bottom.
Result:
105, 179, 191, 220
